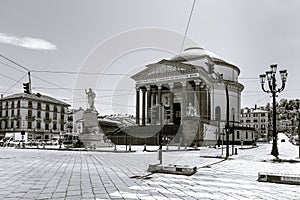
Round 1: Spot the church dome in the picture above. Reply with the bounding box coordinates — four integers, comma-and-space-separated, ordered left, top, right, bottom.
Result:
170, 47, 240, 75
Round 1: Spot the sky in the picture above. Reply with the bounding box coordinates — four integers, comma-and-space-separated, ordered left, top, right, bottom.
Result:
0, 0, 300, 115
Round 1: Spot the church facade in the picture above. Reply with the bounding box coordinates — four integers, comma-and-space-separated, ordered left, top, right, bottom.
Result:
131, 47, 245, 146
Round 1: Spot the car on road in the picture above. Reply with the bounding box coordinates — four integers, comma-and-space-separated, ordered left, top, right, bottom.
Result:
257, 138, 268, 143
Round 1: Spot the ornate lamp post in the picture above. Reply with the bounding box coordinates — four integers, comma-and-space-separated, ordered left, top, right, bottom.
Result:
259, 64, 288, 158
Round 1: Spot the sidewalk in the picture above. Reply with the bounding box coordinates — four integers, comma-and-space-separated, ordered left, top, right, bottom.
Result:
0, 143, 299, 199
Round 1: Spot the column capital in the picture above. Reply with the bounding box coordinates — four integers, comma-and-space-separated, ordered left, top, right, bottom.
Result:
157, 84, 162, 90
194, 79, 201, 86
168, 82, 174, 90
146, 85, 151, 90
181, 81, 187, 87
135, 86, 140, 91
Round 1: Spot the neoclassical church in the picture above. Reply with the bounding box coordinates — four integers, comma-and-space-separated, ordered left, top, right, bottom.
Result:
130, 47, 245, 146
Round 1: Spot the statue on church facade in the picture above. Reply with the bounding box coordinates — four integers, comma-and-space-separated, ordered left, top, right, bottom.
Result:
187, 102, 198, 117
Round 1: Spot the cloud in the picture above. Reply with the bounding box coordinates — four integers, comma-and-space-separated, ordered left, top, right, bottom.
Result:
0, 33, 56, 50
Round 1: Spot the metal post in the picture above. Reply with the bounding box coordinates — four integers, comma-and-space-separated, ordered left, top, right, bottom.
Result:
271, 90, 279, 157
298, 112, 300, 158
158, 103, 163, 164
225, 84, 230, 158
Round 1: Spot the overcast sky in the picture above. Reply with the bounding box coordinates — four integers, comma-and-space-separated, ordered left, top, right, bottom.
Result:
1, 0, 299, 114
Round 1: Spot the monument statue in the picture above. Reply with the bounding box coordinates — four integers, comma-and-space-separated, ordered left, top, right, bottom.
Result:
187, 102, 198, 117
85, 88, 96, 109
80, 88, 111, 149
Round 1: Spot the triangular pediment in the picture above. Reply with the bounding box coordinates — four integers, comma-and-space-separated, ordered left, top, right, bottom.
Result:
131, 59, 196, 81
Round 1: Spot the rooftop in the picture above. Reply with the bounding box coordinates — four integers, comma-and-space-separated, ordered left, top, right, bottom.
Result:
0, 93, 70, 106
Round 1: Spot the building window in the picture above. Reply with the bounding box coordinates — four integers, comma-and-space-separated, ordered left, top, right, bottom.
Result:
60, 123, 64, 131
28, 121, 32, 129
17, 109, 20, 116
17, 100, 20, 108
237, 131, 240, 140
53, 113, 57, 120
5, 101, 8, 109
11, 120, 14, 128
37, 102, 41, 110
45, 112, 50, 120
28, 110, 32, 117
11, 101, 14, 109
45, 123, 49, 130
16, 120, 20, 128
53, 106, 57, 113
215, 106, 221, 121
37, 111, 41, 118
6, 110, 8, 117
28, 101, 32, 108
46, 104, 50, 111
246, 132, 248, 139
53, 123, 57, 130
37, 122, 41, 129
261, 113, 265, 117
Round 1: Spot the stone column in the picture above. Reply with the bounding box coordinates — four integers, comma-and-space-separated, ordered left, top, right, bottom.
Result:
194, 80, 201, 117
135, 87, 140, 125
181, 81, 187, 122
152, 88, 157, 106
157, 84, 162, 125
141, 88, 146, 126
207, 88, 211, 120
146, 85, 151, 124
169, 82, 174, 124
200, 84, 207, 120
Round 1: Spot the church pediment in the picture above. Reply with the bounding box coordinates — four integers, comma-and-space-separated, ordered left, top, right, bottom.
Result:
131, 59, 197, 81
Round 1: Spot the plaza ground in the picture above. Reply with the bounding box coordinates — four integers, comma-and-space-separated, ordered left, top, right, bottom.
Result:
0, 133, 299, 200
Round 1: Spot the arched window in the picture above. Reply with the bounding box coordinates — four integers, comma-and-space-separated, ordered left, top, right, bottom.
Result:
231, 108, 235, 122
215, 106, 221, 121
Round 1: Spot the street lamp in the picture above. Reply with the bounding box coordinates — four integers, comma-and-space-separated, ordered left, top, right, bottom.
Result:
259, 64, 288, 158
218, 74, 230, 158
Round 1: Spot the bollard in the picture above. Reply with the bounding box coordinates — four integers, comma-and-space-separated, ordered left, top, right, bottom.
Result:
129, 144, 131, 152
166, 143, 169, 151
178, 143, 180, 150
235, 148, 238, 155
185, 143, 187, 150
93, 144, 96, 150
43, 143, 45, 149
114, 144, 117, 151
143, 144, 147, 151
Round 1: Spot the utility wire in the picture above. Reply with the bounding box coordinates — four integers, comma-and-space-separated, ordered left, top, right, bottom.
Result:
0, 54, 30, 72
31, 70, 131, 76
0, 61, 25, 73
3, 73, 27, 94
180, 0, 196, 54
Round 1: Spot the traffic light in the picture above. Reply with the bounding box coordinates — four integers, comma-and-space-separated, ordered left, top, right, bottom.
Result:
23, 82, 30, 94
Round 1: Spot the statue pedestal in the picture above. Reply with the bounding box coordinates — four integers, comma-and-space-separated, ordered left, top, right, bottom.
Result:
79, 109, 111, 148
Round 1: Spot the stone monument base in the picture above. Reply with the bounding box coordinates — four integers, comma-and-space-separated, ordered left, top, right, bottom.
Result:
80, 109, 112, 149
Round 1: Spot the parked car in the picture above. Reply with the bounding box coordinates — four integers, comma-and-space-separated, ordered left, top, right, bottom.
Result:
256, 138, 268, 143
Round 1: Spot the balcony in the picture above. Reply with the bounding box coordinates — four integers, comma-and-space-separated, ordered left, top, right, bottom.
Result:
44, 118, 52, 123
26, 115, 36, 121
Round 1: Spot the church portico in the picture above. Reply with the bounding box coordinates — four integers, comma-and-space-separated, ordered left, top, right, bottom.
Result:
131, 47, 244, 146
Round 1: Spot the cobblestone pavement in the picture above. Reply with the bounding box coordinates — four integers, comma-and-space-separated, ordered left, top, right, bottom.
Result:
0, 142, 299, 200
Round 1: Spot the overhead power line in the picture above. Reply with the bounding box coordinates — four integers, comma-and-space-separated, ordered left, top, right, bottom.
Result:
0, 54, 30, 72
180, 0, 196, 54
31, 70, 131, 76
